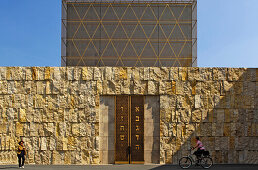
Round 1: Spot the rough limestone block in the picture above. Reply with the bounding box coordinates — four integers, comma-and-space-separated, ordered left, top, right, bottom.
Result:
133, 80, 147, 95
121, 80, 130, 94
195, 95, 201, 108
44, 67, 54, 80
132, 68, 140, 81
216, 109, 225, 122
213, 123, 224, 137
143, 67, 150, 80
213, 68, 227, 81
53, 67, 65, 80
6, 67, 24, 80
178, 109, 191, 123
177, 94, 193, 109
176, 81, 184, 95
72, 123, 80, 136
94, 67, 103, 80
148, 81, 159, 95
199, 68, 212, 81
0, 67, 6, 80
0, 81, 8, 94
106, 80, 115, 95
19, 108, 26, 122
150, 67, 162, 81
188, 67, 200, 81
114, 67, 127, 80
169, 67, 179, 80
103, 67, 113, 80
7, 81, 17, 94
200, 123, 212, 136
191, 109, 202, 122
228, 68, 245, 81
68, 136, 76, 151
15, 122, 23, 136
244, 68, 256, 81
179, 67, 188, 81
81, 67, 93, 80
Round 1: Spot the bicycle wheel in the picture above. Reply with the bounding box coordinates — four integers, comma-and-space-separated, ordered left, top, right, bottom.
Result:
200, 156, 213, 169
179, 157, 192, 169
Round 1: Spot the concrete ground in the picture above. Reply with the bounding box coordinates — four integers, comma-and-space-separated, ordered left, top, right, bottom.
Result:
0, 165, 258, 170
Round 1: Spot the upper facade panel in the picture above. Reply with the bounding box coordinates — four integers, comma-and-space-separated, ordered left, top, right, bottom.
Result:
62, 0, 197, 67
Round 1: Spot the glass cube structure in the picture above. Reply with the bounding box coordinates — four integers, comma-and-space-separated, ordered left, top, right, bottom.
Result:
61, 0, 197, 67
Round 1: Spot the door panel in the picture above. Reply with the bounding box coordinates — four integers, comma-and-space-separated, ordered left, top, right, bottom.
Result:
115, 95, 144, 164
115, 96, 129, 163
131, 96, 144, 163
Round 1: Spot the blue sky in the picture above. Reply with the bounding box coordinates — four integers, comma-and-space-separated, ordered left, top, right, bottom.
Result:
0, 0, 257, 67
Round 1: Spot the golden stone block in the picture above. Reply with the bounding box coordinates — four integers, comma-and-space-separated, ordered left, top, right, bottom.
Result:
19, 108, 26, 122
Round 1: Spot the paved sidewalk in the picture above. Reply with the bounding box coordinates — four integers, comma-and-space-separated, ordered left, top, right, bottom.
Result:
0, 164, 258, 170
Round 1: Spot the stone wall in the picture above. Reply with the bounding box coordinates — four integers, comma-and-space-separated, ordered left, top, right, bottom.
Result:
0, 67, 257, 164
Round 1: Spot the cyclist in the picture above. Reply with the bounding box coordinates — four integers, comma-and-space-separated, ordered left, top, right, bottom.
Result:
192, 136, 205, 164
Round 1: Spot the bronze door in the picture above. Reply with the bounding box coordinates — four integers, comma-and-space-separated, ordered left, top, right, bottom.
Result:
115, 96, 130, 164
115, 96, 144, 164
131, 96, 144, 163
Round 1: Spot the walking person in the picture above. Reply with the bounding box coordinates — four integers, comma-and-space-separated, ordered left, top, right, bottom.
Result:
17, 140, 26, 168
192, 136, 205, 165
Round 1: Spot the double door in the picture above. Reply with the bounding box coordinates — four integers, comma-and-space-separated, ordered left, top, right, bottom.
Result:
115, 95, 144, 164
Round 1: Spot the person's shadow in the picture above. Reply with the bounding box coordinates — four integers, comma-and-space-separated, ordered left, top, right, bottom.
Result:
0, 167, 18, 169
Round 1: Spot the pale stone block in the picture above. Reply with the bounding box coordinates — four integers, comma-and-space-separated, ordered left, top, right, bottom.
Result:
40, 137, 47, 151
94, 67, 103, 80
104, 67, 113, 80
169, 67, 178, 80
195, 95, 201, 108
32, 137, 39, 150
0, 67, 6, 80
148, 81, 159, 95
143, 67, 150, 80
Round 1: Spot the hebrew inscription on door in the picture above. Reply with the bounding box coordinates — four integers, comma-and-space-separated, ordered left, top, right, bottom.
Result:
115, 95, 144, 164
131, 96, 144, 163
115, 96, 129, 163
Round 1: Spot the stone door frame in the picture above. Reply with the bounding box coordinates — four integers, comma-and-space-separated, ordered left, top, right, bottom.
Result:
99, 95, 160, 164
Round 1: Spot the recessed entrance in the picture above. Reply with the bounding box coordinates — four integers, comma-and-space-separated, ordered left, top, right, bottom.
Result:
115, 95, 144, 164
99, 95, 160, 164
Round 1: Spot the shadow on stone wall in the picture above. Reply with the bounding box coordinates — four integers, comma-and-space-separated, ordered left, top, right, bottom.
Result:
159, 68, 257, 165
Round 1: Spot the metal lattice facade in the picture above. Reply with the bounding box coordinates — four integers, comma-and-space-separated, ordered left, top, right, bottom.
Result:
61, 0, 197, 67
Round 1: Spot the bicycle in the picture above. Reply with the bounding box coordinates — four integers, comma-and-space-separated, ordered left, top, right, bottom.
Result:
179, 148, 213, 169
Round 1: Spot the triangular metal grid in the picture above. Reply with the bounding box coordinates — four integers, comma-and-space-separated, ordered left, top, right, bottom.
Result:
64, 1, 195, 67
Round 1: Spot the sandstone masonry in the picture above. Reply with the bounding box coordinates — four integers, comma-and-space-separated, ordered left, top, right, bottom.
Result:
0, 67, 257, 164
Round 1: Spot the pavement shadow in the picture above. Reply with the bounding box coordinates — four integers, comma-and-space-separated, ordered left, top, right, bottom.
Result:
0, 167, 18, 169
